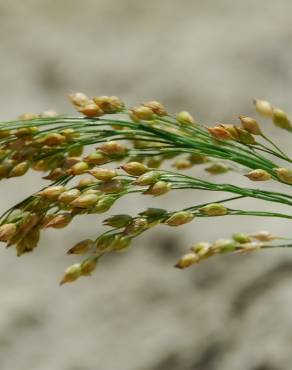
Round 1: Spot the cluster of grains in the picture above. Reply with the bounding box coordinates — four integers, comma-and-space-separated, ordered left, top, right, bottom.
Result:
0, 93, 291, 284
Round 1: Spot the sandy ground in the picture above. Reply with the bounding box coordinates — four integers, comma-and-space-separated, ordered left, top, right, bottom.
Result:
0, 1, 292, 369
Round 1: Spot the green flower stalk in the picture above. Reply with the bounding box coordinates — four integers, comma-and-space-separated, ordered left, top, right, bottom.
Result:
0, 93, 291, 284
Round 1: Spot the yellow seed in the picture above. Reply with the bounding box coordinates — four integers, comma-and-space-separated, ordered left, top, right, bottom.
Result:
0, 223, 17, 242
40, 133, 66, 146
166, 211, 194, 226
175, 252, 199, 269
200, 203, 228, 216
176, 111, 195, 125
121, 162, 149, 176
144, 181, 171, 196
88, 168, 117, 181
100, 141, 127, 155
130, 106, 154, 121
174, 158, 192, 170
60, 263, 82, 285
44, 213, 72, 229
273, 108, 292, 130
208, 126, 233, 140
79, 103, 104, 118
58, 189, 81, 204
85, 151, 109, 165
239, 116, 262, 135
81, 257, 98, 276
254, 99, 273, 118
68, 92, 90, 107
68, 161, 89, 175
143, 101, 167, 116
133, 171, 159, 185
93, 96, 124, 113
8, 161, 30, 177
70, 194, 99, 208
245, 169, 272, 181
251, 230, 278, 242
274, 167, 292, 184
38, 186, 66, 200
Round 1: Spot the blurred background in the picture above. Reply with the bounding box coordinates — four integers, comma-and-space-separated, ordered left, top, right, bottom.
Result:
0, 1, 292, 369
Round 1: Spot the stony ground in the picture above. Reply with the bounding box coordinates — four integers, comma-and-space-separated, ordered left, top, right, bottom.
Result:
0, 1, 292, 369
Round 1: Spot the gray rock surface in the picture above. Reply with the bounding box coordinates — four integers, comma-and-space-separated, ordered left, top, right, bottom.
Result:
0, 1, 292, 369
